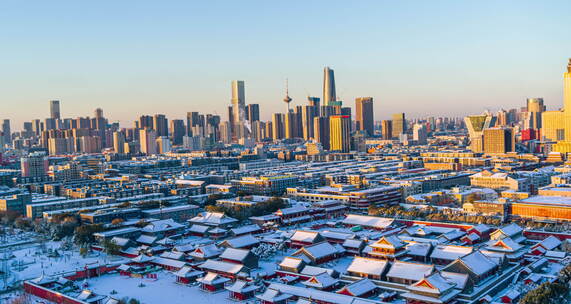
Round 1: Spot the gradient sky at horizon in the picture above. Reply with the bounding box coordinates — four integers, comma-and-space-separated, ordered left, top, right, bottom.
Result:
1, 1, 571, 129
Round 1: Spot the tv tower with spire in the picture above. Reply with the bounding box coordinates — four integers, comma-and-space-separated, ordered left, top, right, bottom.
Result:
283, 78, 292, 112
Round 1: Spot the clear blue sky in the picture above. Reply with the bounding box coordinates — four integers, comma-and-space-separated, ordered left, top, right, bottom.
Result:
1, 1, 571, 129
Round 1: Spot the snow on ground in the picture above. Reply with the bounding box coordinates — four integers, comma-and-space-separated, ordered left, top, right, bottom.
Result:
88, 271, 233, 304
2, 240, 127, 290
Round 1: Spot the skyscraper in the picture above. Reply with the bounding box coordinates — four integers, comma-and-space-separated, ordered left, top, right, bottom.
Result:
314, 116, 330, 150
246, 104, 260, 123
113, 131, 125, 154
391, 113, 406, 139
541, 110, 565, 141
355, 97, 374, 136
2, 119, 10, 145
272, 113, 285, 141
301, 105, 316, 140
170, 119, 185, 145
329, 115, 351, 152
524, 98, 545, 130
50, 100, 61, 120
413, 123, 427, 145
140, 129, 157, 155
323, 67, 336, 106
153, 114, 168, 137
381, 120, 393, 140
564, 59, 571, 141
231, 80, 246, 140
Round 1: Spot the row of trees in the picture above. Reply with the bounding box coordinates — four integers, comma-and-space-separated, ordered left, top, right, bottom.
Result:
205, 197, 287, 221
368, 205, 503, 226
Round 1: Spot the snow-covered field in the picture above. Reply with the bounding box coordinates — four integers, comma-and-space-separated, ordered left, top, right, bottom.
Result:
88, 272, 232, 304
1, 240, 127, 290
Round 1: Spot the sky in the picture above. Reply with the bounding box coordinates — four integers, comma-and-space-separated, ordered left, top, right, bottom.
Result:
1, 1, 571, 129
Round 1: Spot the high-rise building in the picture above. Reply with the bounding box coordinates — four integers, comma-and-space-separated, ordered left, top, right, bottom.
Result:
323, 67, 336, 106
153, 114, 168, 137
272, 113, 285, 141
541, 110, 565, 141
483, 127, 515, 154
285, 112, 298, 139
329, 115, 351, 152
301, 105, 316, 140
170, 119, 185, 145
21, 152, 48, 178
314, 116, 330, 150
524, 98, 545, 130
308, 96, 320, 113
140, 129, 157, 155
564, 59, 571, 141
156, 136, 172, 154
381, 120, 393, 140
231, 80, 246, 139
355, 97, 374, 136
50, 100, 61, 119
139, 115, 153, 130
113, 131, 125, 154
186, 112, 200, 136
391, 113, 406, 139
2, 119, 10, 145
246, 104, 260, 123
413, 123, 428, 145
464, 114, 497, 153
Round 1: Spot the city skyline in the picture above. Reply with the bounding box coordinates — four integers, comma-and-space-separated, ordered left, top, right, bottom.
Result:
2, 1, 571, 128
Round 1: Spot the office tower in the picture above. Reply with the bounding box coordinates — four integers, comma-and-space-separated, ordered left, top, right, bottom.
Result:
251, 121, 265, 142
483, 128, 514, 154
307, 96, 321, 117
231, 80, 246, 139
496, 110, 508, 127
391, 113, 406, 138
32, 119, 42, 136
156, 136, 172, 154
285, 112, 298, 139
186, 112, 200, 136
355, 97, 374, 136
413, 123, 428, 145
301, 105, 317, 140
464, 114, 497, 152
246, 104, 260, 122
320, 105, 335, 118
50, 100, 61, 119
153, 114, 168, 137
323, 67, 336, 106
205, 114, 220, 141
44, 118, 56, 131
381, 120, 393, 139
2, 119, 10, 145
139, 115, 153, 130
565, 59, 571, 141
329, 115, 351, 152
21, 152, 48, 178
314, 116, 330, 150
541, 110, 565, 141
265, 121, 273, 140
140, 129, 157, 155
272, 113, 285, 141
219, 121, 232, 144
169, 119, 185, 145
113, 131, 125, 154
524, 98, 545, 130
